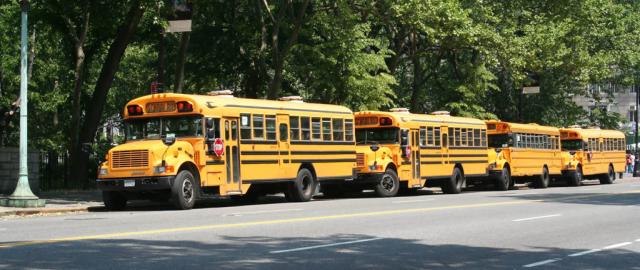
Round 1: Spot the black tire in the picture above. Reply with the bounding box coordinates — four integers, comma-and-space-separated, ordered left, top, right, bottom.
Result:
103, 191, 127, 211
285, 168, 317, 202
442, 167, 464, 194
495, 167, 511, 191
171, 170, 197, 210
374, 169, 400, 197
569, 166, 583, 187
534, 166, 550, 189
599, 165, 615, 184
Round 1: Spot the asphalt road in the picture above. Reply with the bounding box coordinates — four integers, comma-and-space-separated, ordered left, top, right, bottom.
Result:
1, 177, 640, 270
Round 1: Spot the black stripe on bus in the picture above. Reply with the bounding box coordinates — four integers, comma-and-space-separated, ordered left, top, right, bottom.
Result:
241, 151, 280, 155
401, 161, 412, 165
206, 160, 225, 165
290, 141, 355, 146
420, 154, 442, 158
420, 154, 487, 158
240, 160, 279, 165
420, 146, 441, 150
291, 150, 356, 155
224, 104, 352, 115
421, 161, 442, 165
410, 119, 485, 126
448, 146, 487, 150
240, 140, 277, 145
291, 158, 356, 163
450, 160, 488, 164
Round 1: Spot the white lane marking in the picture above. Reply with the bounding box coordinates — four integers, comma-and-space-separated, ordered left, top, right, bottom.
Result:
0, 228, 6, 231
270, 238, 383, 254
222, 208, 303, 217
391, 199, 435, 204
636, 239, 640, 242
512, 214, 562, 222
602, 242, 632, 250
580, 187, 601, 191
523, 258, 562, 268
568, 248, 602, 257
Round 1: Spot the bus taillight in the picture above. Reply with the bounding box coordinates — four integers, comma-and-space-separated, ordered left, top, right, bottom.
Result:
379, 117, 393, 126
127, 105, 143, 116
177, 101, 193, 112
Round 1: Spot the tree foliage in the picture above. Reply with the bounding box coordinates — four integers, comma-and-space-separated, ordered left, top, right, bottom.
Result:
0, 0, 638, 185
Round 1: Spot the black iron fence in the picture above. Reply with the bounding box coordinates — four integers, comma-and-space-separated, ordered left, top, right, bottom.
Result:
39, 151, 96, 190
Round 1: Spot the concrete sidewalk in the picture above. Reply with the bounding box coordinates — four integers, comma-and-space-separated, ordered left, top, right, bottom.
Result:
0, 190, 104, 218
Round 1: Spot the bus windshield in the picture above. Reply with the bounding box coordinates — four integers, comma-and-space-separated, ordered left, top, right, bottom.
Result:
561, 139, 584, 151
126, 116, 203, 141
488, 133, 513, 148
356, 127, 399, 145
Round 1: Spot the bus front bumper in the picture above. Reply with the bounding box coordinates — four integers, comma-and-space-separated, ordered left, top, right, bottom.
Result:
96, 176, 175, 191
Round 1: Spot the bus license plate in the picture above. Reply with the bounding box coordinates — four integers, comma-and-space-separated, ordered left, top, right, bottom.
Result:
124, 180, 135, 187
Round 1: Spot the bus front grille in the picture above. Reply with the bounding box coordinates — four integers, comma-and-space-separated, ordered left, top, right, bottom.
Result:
356, 153, 365, 167
111, 150, 149, 169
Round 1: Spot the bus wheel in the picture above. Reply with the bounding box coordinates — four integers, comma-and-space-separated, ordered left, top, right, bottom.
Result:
375, 169, 400, 197
171, 170, 197, 210
495, 167, 511, 191
599, 165, 615, 184
103, 191, 127, 211
534, 166, 550, 189
569, 166, 583, 187
442, 168, 463, 194
286, 168, 317, 202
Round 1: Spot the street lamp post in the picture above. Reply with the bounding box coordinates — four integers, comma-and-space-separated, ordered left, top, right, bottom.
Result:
0, 0, 45, 208
635, 84, 640, 177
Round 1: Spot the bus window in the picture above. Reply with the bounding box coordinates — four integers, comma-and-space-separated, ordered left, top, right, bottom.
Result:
266, 115, 276, 140
488, 133, 513, 148
448, 128, 454, 146
312, 117, 321, 140
481, 129, 486, 147
322, 118, 331, 141
290, 116, 300, 140
279, 123, 288, 141
253, 114, 264, 139
301, 117, 310, 140
345, 120, 354, 141
455, 128, 461, 146
473, 129, 480, 147
435, 127, 441, 146
427, 127, 433, 146
332, 119, 344, 141
420, 127, 426, 146
355, 127, 398, 145
240, 114, 251, 139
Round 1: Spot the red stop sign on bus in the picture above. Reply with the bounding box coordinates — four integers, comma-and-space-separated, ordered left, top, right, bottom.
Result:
213, 138, 224, 156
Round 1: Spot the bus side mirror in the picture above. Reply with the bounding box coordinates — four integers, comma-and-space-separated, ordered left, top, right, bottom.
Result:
163, 133, 176, 146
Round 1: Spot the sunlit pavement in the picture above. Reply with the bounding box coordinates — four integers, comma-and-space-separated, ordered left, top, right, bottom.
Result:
0, 176, 639, 269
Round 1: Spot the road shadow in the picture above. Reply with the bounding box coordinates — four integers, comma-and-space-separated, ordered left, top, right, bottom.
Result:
0, 234, 638, 269
492, 191, 640, 207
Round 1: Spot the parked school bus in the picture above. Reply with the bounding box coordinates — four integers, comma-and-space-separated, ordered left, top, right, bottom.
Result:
96, 91, 356, 210
486, 121, 563, 189
340, 109, 489, 197
559, 128, 625, 186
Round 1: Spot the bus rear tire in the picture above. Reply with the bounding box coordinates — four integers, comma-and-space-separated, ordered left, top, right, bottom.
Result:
599, 165, 615, 185
569, 166, 583, 187
534, 166, 550, 189
103, 191, 127, 211
171, 170, 197, 210
286, 168, 317, 202
442, 168, 463, 194
374, 169, 400, 197
495, 167, 511, 191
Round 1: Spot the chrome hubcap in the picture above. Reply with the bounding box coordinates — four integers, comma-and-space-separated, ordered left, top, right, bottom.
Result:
381, 175, 395, 191
182, 179, 193, 202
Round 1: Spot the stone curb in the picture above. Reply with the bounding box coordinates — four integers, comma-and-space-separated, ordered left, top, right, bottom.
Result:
0, 206, 103, 218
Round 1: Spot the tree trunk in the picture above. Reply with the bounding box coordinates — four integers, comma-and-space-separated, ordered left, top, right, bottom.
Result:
173, 32, 190, 93
70, 1, 145, 187
409, 31, 423, 113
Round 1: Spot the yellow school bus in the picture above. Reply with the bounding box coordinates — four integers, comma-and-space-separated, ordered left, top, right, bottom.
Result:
342, 109, 488, 197
96, 91, 356, 210
486, 121, 563, 189
560, 128, 626, 185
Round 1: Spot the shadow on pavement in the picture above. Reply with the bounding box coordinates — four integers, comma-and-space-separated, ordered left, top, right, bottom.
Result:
0, 234, 638, 269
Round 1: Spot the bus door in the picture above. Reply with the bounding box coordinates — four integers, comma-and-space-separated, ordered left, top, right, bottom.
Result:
224, 117, 242, 192
410, 129, 421, 187
277, 114, 291, 177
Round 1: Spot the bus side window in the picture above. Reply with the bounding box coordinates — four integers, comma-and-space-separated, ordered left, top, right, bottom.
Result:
279, 124, 288, 142
290, 116, 300, 140
434, 127, 441, 147
345, 119, 354, 142
240, 114, 251, 139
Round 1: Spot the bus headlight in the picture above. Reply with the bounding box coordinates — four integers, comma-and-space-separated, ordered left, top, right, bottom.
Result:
99, 168, 108, 176
154, 165, 174, 174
